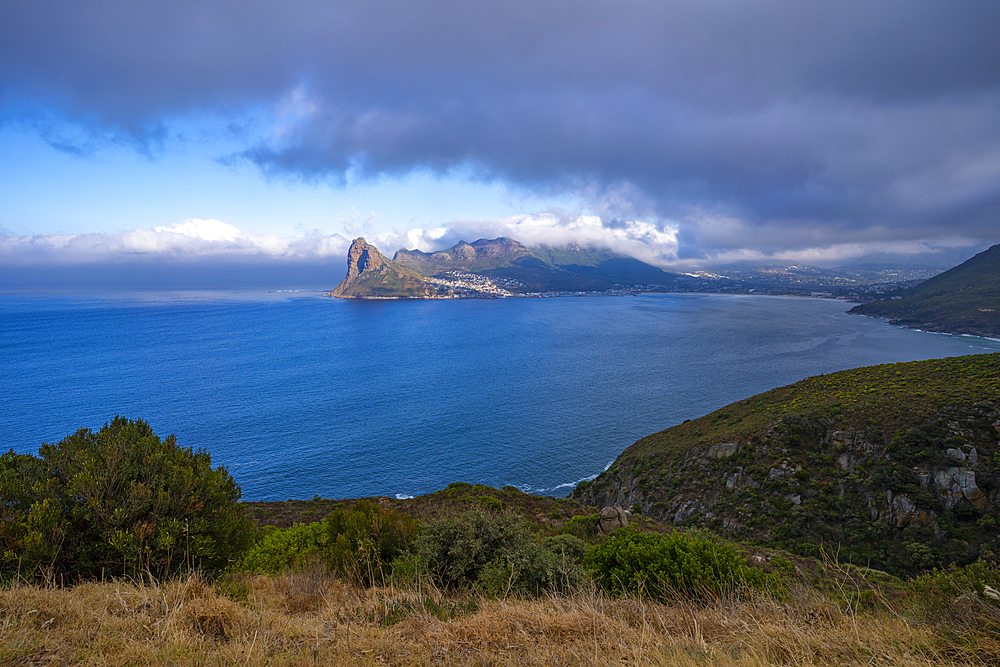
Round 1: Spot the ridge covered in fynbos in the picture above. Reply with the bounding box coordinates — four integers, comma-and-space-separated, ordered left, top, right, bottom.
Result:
574, 353, 1000, 576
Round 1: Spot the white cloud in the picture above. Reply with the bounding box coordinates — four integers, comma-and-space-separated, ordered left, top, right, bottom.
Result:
0, 219, 353, 264
153, 218, 242, 242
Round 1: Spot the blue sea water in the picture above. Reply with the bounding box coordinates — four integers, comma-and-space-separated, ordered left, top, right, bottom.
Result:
2, 289, 998, 500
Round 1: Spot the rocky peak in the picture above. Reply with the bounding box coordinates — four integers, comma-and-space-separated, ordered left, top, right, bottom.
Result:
344, 237, 387, 280
327, 237, 434, 298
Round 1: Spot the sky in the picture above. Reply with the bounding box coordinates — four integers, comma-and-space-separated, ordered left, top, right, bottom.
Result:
2, 0, 999, 283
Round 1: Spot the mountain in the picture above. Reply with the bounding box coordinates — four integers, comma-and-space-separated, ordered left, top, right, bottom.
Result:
393, 237, 535, 273
325, 237, 437, 299
572, 354, 1000, 576
394, 238, 683, 292
849, 243, 1000, 337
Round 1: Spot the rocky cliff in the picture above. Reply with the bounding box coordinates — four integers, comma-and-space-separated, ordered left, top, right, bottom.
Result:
326, 238, 435, 299
573, 354, 1000, 576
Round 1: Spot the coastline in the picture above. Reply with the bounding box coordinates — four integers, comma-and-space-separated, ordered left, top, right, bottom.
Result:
848, 309, 1000, 341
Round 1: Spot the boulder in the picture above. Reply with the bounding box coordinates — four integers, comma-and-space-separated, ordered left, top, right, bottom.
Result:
598, 505, 629, 534
946, 448, 967, 463
725, 469, 760, 490
707, 442, 739, 458
935, 467, 987, 509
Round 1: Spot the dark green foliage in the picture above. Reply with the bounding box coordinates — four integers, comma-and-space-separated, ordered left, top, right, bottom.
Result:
585, 529, 769, 600
867, 464, 936, 508
324, 500, 420, 586
1, 417, 254, 582
241, 501, 420, 587
0, 450, 47, 571
561, 513, 600, 540
415, 509, 587, 596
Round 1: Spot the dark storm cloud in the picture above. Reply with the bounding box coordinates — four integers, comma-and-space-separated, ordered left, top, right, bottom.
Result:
3, 0, 999, 254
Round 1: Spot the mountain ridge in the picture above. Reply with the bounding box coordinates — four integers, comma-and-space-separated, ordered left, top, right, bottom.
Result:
850, 243, 1000, 337
572, 354, 1000, 576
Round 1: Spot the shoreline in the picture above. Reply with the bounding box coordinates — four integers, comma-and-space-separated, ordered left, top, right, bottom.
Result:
324, 287, 857, 301
848, 310, 1000, 341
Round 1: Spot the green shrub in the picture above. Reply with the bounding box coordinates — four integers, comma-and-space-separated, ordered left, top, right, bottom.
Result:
561, 513, 600, 540
241, 522, 327, 573
324, 500, 420, 586
903, 558, 1000, 628
415, 509, 586, 596
1, 417, 255, 582
543, 534, 589, 563
585, 529, 768, 599
908, 557, 1000, 604
240, 501, 419, 586
0, 450, 48, 575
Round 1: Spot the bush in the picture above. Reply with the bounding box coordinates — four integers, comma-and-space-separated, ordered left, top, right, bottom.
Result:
0, 450, 48, 574
241, 501, 420, 586
586, 529, 768, 599
241, 522, 327, 573
324, 500, 420, 586
561, 513, 600, 540
415, 509, 586, 596
1, 417, 255, 582
903, 558, 1000, 630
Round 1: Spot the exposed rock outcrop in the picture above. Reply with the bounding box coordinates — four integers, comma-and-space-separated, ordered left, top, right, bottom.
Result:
708, 442, 739, 458
343, 237, 387, 281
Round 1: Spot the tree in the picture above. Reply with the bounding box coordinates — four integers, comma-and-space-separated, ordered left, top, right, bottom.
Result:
1, 417, 255, 582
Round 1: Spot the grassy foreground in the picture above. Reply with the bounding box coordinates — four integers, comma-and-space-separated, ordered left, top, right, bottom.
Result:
3, 564, 999, 667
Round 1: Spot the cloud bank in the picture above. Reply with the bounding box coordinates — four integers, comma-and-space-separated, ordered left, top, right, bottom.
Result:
0, 219, 352, 265
2, 216, 985, 280
2, 0, 999, 258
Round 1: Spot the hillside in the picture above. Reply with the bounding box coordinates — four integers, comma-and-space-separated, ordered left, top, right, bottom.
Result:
850, 243, 1000, 337
393, 237, 536, 273
573, 354, 1000, 576
394, 238, 684, 292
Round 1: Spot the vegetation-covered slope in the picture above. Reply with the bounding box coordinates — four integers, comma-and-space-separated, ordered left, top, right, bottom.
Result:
850, 243, 1000, 337
394, 237, 682, 292
573, 354, 1000, 576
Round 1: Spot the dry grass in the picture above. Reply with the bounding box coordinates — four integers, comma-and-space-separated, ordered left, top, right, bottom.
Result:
1, 572, 997, 666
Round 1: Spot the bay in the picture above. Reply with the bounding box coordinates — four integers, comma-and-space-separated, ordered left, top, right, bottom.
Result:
2, 289, 998, 501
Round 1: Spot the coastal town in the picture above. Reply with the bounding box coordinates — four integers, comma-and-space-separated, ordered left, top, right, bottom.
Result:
425, 271, 521, 297
424, 270, 666, 298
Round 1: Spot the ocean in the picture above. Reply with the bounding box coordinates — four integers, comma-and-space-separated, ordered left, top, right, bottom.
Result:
3, 289, 998, 500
